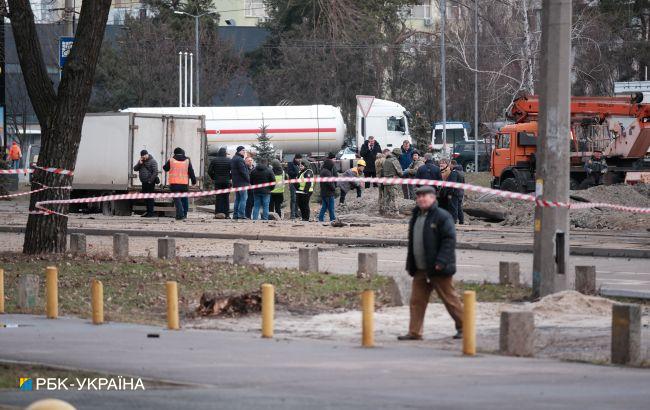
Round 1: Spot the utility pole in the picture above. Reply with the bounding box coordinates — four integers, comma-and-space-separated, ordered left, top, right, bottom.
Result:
64, 0, 74, 36
440, 0, 447, 153
194, 15, 199, 106
473, 0, 479, 170
532, 0, 572, 297
175, 10, 216, 106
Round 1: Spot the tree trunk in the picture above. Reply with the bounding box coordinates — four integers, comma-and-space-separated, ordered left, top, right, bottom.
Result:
9, 0, 113, 254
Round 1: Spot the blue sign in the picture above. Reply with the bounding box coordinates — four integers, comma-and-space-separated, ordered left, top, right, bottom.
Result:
59, 36, 74, 69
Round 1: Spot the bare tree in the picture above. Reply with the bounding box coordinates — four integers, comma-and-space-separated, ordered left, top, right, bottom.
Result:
8, 0, 112, 254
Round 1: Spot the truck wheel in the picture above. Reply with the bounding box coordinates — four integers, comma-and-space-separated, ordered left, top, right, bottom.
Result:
500, 177, 524, 193
464, 161, 476, 173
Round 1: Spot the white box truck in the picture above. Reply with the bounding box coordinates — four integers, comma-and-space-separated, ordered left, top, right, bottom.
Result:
72, 112, 206, 215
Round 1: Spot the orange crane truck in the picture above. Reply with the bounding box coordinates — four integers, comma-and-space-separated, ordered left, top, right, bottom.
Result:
491, 94, 650, 192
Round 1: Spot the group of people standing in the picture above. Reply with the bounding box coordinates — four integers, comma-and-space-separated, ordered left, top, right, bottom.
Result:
207, 146, 320, 222
132, 138, 466, 225
360, 137, 465, 223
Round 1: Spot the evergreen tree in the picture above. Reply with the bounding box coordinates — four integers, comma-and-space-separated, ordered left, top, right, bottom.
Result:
253, 124, 276, 162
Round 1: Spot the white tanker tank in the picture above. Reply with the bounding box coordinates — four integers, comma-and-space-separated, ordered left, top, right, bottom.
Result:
124, 105, 346, 156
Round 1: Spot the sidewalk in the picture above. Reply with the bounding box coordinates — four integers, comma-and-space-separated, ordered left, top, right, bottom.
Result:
0, 314, 648, 409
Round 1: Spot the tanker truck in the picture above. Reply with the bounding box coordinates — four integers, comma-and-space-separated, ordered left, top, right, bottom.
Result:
124, 98, 411, 157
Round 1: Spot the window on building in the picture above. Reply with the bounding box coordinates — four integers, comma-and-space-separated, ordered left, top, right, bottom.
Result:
245, 0, 268, 18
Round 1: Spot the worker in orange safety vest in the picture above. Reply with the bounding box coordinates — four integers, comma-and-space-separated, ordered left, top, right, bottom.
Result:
162, 147, 197, 220
8, 141, 22, 170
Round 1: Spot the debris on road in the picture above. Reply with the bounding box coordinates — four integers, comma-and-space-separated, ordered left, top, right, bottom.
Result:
197, 292, 262, 317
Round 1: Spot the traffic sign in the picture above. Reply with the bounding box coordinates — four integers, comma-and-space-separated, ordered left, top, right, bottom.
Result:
59, 36, 74, 69
356, 95, 375, 117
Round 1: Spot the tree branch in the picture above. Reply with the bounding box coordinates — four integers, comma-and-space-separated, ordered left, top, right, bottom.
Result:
7, 0, 56, 126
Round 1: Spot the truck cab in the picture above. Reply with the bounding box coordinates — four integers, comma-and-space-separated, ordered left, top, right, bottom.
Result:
356, 99, 412, 150
491, 122, 538, 192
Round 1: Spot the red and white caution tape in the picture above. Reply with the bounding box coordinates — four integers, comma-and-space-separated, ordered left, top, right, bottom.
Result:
0, 165, 74, 176
27, 176, 650, 217
0, 185, 72, 200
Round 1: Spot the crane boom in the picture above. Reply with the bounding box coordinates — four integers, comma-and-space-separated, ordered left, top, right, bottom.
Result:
506, 94, 650, 124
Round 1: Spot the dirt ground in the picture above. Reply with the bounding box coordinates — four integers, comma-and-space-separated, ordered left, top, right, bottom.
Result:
463, 183, 650, 230
188, 290, 650, 365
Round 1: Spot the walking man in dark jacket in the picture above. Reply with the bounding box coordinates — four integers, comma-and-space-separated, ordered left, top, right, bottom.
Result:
163, 147, 197, 220
230, 146, 250, 219
133, 150, 159, 217
398, 186, 463, 341
287, 154, 302, 219
360, 136, 382, 188
250, 158, 275, 220
318, 159, 337, 222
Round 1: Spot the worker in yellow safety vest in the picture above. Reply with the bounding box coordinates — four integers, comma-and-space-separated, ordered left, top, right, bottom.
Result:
295, 159, 314, 221
269, 159, 287, 218
163, 147, 197, 220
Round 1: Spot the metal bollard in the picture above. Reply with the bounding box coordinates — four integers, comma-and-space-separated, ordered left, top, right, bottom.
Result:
91, 279, 104, 325
361, 290, 374, 347
0, 268, 4, 314
166, 281, 179, 330
462, 290, 476, 356
261, 284, 274, 338
46, 266, 58, 319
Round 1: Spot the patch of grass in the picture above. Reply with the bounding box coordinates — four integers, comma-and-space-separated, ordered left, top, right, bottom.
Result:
0, 254, 395, 325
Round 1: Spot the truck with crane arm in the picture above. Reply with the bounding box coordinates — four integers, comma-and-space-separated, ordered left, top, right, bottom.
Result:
491, 94, 650, 192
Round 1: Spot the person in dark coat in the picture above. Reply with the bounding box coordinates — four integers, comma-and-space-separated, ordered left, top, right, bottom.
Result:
438, 158, 460, 223
318, 159, 337, 222
399, 140, 415, 199
359, 136, 382, 188
230, 146, 250, 219
133, 150, 159, 217
162, 147, 197, 220
208, 147, 231, 218
450, 159, 465, 224
250, 158, 275, 220
398, 186, 463, 341
287, 154, 302, 219
415, 153, 442, 182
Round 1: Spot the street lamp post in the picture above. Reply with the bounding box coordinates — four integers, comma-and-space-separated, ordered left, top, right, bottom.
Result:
174, 10, 217, 106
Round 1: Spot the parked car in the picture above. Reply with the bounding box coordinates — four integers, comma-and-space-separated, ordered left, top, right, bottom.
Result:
452, 140, 490, 172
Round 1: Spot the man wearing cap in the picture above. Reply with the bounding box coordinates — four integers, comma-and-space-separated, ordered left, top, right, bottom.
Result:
231, 146, 251, 219
338, 159, 365, 207
163, 147, 197, 220
133, 150, 159, 217
399, 185, 463, 341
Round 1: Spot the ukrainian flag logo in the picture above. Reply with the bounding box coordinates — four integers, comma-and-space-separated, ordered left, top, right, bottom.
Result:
19, 378, 33, 391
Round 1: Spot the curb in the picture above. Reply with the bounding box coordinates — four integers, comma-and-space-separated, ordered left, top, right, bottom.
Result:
600, 289, 650, 300
0, 225, 648, 259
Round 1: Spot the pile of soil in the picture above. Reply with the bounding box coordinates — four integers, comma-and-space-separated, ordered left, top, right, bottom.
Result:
464, 184, 650, 230
528, 290, 614, 318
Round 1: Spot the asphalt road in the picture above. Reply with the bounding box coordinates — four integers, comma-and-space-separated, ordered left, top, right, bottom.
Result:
248, 247, 650, 296
0, 315, 648, 410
